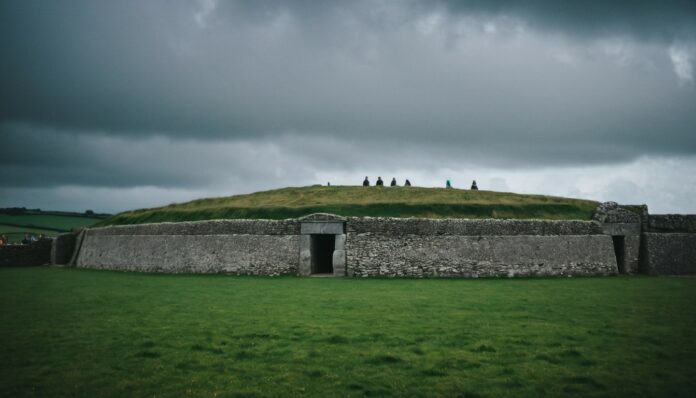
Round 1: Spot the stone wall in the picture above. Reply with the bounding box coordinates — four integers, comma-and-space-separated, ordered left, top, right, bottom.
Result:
347, 217, 603, 235
87, 219, 299, 236
71, 214, 696, 277
647, 215, 696, 233
642, 233, 696, 275
345, 218, 617, 277
76, 220, 299, 275
51, 232, 78, 265
638, 215, 696, 275
0, 240, 52, 267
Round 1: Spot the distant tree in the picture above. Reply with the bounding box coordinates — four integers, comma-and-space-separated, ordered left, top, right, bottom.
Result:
85, 210, 95, 216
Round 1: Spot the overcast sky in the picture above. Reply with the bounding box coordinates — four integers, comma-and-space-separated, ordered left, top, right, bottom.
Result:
1, 0, 695, 214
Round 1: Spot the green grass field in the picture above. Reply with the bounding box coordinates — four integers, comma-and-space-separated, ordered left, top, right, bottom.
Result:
101, 186, 600, 226
1, 268, 694, 397
0, 214, 103, 243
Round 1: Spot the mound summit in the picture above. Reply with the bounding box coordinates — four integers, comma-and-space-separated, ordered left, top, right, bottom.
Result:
100, 186, 599, 226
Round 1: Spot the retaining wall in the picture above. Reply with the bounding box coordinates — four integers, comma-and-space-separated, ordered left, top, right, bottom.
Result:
642, 215, 696, 274
73, 217, 621, 277
76, 220, 300, 275
345, 218, 617, 277
647, 215, 696, 233
642, 233, 696, 275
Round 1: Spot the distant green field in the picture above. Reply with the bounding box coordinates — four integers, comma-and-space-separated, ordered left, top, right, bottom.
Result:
1, 268, 694, 397
101, 185, 600, 226
0, 214, 102, 243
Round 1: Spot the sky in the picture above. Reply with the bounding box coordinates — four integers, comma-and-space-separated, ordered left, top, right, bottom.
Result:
1, 0, 695, 214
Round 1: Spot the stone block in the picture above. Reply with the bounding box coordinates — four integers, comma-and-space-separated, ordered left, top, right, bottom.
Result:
51, 233, 78, 265
300, 222, 344, 235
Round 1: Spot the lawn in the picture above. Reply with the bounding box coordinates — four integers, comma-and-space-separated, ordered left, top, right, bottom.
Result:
100, 185, 600, 225
1, 268, 694, 397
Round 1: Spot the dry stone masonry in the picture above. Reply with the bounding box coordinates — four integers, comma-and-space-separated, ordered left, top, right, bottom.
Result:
642, 214, 696, 275
76, 220, 300, 275
346, 234, 615, 277
34, 203, 694, 277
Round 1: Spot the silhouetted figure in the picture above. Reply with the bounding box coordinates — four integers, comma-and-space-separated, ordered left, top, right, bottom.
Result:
327, 182, 330, 186
390, 177, 397, 187
21, 234, 30, 245
446, 179, 452, 189
376, 177, 384, 186
363, 176, 370, 186
405, 179, 411, 187
471, 180, 478, 190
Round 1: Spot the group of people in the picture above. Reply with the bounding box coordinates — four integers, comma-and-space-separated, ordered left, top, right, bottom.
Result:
363, 177, 411, 187
362, 177, 479, 190
0, 234, 46, 246
21, 234, 44, 244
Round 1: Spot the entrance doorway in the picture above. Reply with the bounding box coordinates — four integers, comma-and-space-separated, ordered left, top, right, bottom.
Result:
612, 236, 626, 273
310, 234, 335, 274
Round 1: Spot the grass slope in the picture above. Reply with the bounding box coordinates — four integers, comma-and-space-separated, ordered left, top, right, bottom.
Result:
1, 268, 694, 397
101, 186, 599, 225
0, 214, 103, 243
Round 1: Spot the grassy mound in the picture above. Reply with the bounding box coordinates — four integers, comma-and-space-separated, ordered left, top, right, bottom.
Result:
100, 185, 599, 226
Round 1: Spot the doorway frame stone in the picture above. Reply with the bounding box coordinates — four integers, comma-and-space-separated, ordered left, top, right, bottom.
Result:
298, 213, 346, 276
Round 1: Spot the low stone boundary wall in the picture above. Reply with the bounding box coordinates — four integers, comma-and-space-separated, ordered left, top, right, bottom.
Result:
0, 240, 52, 267
345, 218, 616, 277
642, 233, 696, 275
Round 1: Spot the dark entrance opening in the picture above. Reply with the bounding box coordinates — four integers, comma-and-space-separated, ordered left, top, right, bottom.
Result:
310, 234, 335, 274
612, 235, 626, 274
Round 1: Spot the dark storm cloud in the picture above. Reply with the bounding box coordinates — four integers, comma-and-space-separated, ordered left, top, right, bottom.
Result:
1, 1, 694, 144
435, 0, 696, 41
1, 1, 696, 213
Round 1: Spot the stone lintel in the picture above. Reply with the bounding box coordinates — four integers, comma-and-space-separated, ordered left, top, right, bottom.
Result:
298, 213, 347, 222
300, 222, 344, 235
602, 222, 641, 236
